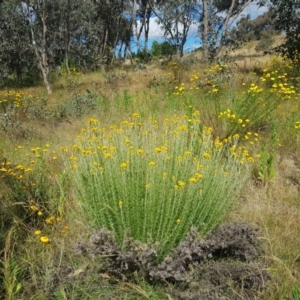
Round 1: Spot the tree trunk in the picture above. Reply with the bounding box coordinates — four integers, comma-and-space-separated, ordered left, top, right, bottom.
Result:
65, 0, 71, 75
144, 2, 150, 52
201, 0, 209, 61
29, 2, 52, 94
65, 48, 70, 75
39, 59, 52, 94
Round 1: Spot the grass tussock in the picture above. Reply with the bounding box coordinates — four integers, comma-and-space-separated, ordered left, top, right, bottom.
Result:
67, 115, 251, 260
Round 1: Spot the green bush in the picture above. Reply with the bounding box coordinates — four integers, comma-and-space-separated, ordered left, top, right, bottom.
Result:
66, 114, 252, 260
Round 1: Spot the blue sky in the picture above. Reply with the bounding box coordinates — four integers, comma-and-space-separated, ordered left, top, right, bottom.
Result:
131, 3, 268, 53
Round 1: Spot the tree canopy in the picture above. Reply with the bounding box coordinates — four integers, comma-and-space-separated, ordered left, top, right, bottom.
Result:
270, 0, 300, 61
0, 0, 296, 92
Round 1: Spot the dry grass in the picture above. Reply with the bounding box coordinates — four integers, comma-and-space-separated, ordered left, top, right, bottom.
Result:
227, 154, 300, 298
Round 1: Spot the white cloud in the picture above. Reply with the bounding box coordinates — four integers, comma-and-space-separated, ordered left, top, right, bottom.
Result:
136, 3, 267, 40
245, 2, 268, 19
136, 17, 199, 40
134, 17, 164, 40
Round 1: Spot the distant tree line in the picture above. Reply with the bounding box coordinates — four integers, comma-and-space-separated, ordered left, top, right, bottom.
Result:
226, 9, 279, 52
0, 0, 298, 93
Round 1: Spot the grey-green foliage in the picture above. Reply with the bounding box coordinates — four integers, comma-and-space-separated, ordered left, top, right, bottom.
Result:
255, 34, 275, 52
270, 0, 300, 62
227, 9, 278, 50
153, 0, 198, 57
0, 0, 38, 85
23, 91, 96, 123
151, 41, 176, 57
68, 116, 250, 260
198, 0, 262, 60
0, 0, 134, 90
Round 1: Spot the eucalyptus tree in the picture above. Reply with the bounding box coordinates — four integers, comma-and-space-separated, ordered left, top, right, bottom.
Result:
0, 0, 37, 84
135, 0, 152, 52
19, 0, 62, 94
149, 0, 261, 59
270, 0, 300, 61
150, 0, 198, 57
55, 0, 83, 74
227, 9, 278, 47
0, 0, 135, 91
199, 0, 258, 60
88, 0, 130, 65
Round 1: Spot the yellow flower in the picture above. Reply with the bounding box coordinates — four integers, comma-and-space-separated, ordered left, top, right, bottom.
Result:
30, 205, 39, 212
120, 162, 129, 170
178, 125, 188, 131
37, 211, 43, 216
132, 112, 141, 118
184, 151, 191, 157
105, 153, 112, 159
40, 236, 50, 244
149, 161, 156, 167
178, 180, 186, 188
203, 152, 211, 159
163, 172, 168, 178
176, 219, 181, 224
119, 200, 123, 207
137, 149, 143, 155
34, 230, 42, 235
45, 216, 55, 225
247, 157, 254, 163
189, 177, 196, 184
155, 147, 162, 153
195, 173, 203, 180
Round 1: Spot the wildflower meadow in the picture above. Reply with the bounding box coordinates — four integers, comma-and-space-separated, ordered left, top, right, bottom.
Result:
1, 51, 300, 299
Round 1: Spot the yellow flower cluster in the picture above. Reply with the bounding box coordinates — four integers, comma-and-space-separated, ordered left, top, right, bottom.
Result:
247, 83, 263, 94
205, 63, 230, 74
174, 83, 185, 96
0, 158, 32, 180
31, 198, 70, 246
60, 66, 81, 77
66, 114, 256, 207
218, 109, 250, 128
294, 121, 300, 131
189, 73, 199, 82
243, 131, 259, 145
0, 90, 28, 109
260, 69, 296, 99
